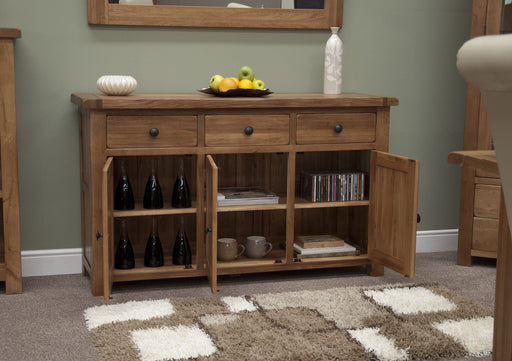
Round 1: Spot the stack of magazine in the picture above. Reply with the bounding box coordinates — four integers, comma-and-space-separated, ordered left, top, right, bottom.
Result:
217, 187, 279, 206
300, 170, 366, 203
293, 234, 359, 259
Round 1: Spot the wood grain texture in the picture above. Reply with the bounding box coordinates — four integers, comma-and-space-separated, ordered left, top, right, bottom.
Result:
71, 93, 399, 110
0, 35, 22, 294
102, 157, 114, 301
493, 195, 512, 361
87, 0, 343, 29
472, 217, 499, 253
205, 115, 289, 146
448, 150, 499, 177
296, 113, 375, 145
107, 115, 198, 148
0, 29, 21, 39
368, 151, 419, 278
474, 183, 501, 218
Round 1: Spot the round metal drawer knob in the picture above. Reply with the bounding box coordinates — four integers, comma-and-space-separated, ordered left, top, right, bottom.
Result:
244, 126, 254, 136
149, 127, 159, 137
334, 124, 343, 133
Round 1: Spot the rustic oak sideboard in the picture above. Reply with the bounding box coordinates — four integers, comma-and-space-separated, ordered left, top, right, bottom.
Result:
71, 93, 418, 300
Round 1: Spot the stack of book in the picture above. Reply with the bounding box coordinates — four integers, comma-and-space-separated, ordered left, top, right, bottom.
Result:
300, 170, 366, 203
217, 187, 279, 206
293, 234, 359, 259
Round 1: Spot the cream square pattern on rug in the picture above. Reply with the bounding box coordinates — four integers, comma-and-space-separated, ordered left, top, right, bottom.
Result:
130, 325, 217, 361
84, 282, 494, 361
84, 299, 175, 330
364, 286, 457, 315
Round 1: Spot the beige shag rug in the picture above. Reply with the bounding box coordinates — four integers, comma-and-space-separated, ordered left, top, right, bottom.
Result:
84, 282, 493, 361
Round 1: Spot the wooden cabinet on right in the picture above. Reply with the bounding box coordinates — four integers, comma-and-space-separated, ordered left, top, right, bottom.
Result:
455, 0, 507, 266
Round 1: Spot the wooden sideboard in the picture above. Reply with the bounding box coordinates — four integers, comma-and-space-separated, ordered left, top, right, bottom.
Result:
71, 93, 419, 301
0, 28, 22, 294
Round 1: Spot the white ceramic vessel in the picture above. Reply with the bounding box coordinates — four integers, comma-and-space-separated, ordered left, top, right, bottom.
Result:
96, 75, 137, 96
323, 27, 343, 95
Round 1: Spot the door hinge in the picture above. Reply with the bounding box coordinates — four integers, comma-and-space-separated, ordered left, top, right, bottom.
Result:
96, 231, 103, 239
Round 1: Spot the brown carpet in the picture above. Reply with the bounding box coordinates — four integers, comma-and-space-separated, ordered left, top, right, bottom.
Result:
0, 252, 497, 361
85, 282, 493, 361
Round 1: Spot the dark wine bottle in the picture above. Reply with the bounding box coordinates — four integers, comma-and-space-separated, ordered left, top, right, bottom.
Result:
114, 159, 135, 210
114, 220, 135, 269
172, 216, 192, 266
171, 158, 191, 208
144, 217, 164, 267
143, 159, 163, 209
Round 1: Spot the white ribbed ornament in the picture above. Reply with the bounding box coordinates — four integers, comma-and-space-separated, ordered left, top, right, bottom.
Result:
323, 27, 343, 94
96, 75, 137, 96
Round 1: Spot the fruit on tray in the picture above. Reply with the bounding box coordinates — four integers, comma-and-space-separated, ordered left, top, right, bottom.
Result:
218, 77, 238, 92
208, 66, 266, 92
209, 75, 224, 91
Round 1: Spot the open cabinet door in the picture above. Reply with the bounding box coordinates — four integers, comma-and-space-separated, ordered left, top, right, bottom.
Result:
102, 157, 114, 301
368, 151, 419, 277
205, 155, 218, 293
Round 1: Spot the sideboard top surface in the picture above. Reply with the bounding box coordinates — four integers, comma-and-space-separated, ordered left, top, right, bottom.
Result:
71, 93, 399, 110
0, 28, 21, 39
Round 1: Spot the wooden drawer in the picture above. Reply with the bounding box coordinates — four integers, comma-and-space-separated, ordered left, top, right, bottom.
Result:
472, 217, 499, 252
296, 113, 376, 145
474, 183, 501, 218
107, 116, 198, 148
205, 115, 289, 146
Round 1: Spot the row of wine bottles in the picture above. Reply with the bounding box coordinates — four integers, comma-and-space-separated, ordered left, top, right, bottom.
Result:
115, 159, 191, 210
114, 217, 192, 269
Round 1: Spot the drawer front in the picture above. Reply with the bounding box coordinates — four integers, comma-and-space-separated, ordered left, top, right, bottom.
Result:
474, 184, 501, 218
107, 116, 198, 148
205, 115, 290, 146
296, 113, 376, 145
472, 217, 498, 252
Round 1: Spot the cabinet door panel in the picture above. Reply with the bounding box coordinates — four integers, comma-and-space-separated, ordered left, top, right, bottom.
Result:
205, 155, 218, 293
102, 157, 115, 301
368, 151, 419, 277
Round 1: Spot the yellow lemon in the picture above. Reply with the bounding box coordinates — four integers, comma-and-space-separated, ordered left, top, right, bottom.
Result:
218, 77, 238, 92
238, 79, 254, 89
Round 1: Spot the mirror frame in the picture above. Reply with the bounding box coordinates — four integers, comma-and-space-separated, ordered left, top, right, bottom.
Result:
88, 0, 343, 29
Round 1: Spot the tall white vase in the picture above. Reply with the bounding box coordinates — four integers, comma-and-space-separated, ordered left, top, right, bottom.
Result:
323, 26, 343, 94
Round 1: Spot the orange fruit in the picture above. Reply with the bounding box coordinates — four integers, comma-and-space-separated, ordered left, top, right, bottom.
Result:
218, 77, 238, 92
238, 79, 253, 89
228, 77, 239, 86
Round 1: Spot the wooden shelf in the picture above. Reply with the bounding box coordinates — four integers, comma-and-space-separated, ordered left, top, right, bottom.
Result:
217, 198, 288, 212
113, 202, 198, 217
294, 198, 370, 209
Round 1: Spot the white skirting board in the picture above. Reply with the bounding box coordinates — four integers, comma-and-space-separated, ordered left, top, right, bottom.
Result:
20, 229, 459, 277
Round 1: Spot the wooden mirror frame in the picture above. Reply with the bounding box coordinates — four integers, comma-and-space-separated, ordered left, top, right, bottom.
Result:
88, 0, 343, 29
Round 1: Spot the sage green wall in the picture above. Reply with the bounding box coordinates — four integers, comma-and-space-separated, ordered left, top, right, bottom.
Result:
1, 0, 471, 250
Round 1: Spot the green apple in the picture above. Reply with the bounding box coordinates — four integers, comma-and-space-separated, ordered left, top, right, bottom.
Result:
253, 79, 265, 90
238, 66, 255, 81
209, 75, 224, 91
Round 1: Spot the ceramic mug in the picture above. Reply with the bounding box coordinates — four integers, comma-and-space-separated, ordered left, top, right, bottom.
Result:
245, 236, 272, 259
217, 238, 245, 262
